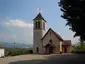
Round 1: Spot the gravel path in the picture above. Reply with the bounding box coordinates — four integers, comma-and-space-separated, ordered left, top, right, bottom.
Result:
0, 54, 51, 64
0, 54, 85, 64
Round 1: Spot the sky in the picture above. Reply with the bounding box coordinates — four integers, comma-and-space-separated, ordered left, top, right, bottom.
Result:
0, 0, 79, 44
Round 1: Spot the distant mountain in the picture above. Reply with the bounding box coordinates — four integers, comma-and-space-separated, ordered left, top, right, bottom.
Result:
0, 42, 33, 48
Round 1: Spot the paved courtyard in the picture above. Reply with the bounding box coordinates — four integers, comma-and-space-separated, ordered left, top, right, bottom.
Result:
0, 54, 85, 64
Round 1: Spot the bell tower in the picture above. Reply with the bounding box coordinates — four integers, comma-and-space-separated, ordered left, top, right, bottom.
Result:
33, 13, 46, 53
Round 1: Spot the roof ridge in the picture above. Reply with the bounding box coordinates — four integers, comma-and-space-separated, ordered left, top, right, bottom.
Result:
41, 28, 63, 41
50, 29, 63, 41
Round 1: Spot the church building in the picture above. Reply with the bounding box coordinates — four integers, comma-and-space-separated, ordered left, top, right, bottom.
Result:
33, 13, 72, 54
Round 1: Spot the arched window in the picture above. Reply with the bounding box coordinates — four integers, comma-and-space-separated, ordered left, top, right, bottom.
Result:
38, 22, 40, 29
35, 22, 37, 28
35, 22, 40, 29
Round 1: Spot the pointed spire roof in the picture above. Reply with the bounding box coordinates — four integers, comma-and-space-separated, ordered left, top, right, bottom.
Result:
33, 13, 46, 22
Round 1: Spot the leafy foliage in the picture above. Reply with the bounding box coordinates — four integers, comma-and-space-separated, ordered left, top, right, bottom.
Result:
59, 0, 85, 41
6, 48, 33, 56
72, 42, 85, 54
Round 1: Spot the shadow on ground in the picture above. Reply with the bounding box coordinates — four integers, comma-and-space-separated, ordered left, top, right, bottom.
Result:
9, 54, 85, 64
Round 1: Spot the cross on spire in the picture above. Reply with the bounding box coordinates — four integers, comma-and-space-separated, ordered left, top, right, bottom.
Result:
37, 8, 42, 13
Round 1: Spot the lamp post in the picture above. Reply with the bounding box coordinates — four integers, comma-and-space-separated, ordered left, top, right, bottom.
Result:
14, 42, 15, 49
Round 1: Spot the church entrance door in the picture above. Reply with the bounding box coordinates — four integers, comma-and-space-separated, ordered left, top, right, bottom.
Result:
45, 44, 53, 54
49, 46, 53, 54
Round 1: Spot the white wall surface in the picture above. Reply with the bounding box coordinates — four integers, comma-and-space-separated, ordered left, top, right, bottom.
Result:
0, 49, 5, 57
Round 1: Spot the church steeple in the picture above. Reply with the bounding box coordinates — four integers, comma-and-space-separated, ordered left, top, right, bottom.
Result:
33, 13, 46, 30
33, 13, 46, 22
33, 12, 46, 54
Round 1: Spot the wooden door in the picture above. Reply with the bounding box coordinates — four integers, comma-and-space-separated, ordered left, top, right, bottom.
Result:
64, 46, 68, 53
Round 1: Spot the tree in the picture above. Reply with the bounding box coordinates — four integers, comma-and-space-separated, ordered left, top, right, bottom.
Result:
59, 0, 85, 41
72, 42, 85, 52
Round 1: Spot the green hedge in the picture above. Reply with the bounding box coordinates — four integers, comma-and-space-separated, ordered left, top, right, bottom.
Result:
7, 49, 33, 56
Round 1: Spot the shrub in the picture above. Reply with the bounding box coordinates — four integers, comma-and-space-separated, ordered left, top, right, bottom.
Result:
72, 42, 85, 54
7, 49, 33, 56
28, 49, 33, 54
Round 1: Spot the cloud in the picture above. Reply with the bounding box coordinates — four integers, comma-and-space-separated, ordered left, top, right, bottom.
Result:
0, 19, 79, 44
5, 19, 33, 28
12, 35, 16, 38
0, 19, 33, 44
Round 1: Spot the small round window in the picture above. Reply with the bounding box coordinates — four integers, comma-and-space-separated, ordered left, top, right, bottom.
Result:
49, 39, 52, 43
